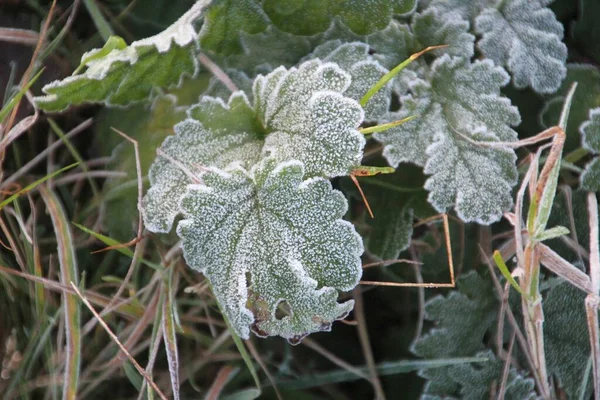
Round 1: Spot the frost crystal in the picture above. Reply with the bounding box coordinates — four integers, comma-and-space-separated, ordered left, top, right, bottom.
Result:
475, 0, 567, 93
375, 56, 520, 224
177, 158, 363, 342
34, 0, 211, 111
305, 41, 390, 120
143, 59, 366, 232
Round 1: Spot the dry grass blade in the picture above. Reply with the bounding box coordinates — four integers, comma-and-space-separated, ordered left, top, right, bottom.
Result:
69, 282, 169, 400
244, 338, 283, 400
0, 27, 40, 45
302, 338, 369, 381
162, 275, 180, 400
360, 214, 455, 288
586, 193, 600, 400
353, 288, 386, 400
39, 185, 81, 400
204, 365, 236, 400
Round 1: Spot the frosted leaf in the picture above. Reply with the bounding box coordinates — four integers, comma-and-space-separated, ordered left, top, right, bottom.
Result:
34, 1, 210, 111
580, 108, 600, 191
475, 0, 567, 93
320, 19, 415, 71
304, 41, 391, 120
412, 8, 475, 59
375, 56, 521, 224
177, 158, 363, 342
143, 60, 366, 232
142, 93, 264, 232
258, 60, 366, 177
425, 0, 495, 22
203, 69, 254, 101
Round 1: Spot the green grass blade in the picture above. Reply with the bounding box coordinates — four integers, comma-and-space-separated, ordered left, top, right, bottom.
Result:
82, 0, 114, 41
493, 250, 529, 299
47, 119, 100, 197
71, 222, 164, 271
360, 45, 446, 107
0, 162, 79, 211
162, 271, 180, 400
271, 357, 489, 391
0, 68, 44, 123
40, 186, 81, 400
358, 116, 416, 135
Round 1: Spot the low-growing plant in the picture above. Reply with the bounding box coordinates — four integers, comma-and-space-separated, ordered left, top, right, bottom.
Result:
1, 0, 599, 398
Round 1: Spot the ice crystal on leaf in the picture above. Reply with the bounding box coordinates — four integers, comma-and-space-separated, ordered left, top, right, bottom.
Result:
579, 108, 600, 191
412, 8, 475, 60
143, 59, 365, 232
34, 1, 210, 111
475, 0, 567, 93
177, 158, 363, 342
375, 56, 520, 224
305, 41, 390, 120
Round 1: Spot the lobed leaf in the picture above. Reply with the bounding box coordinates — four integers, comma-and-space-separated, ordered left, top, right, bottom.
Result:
177, 158, 363, 342
262, 0, 417, 36
424, 0, 495, 22
412, 8, 475, 60
143, 59, 365, 232
375, 56, 520, 224
34, 1, 210, 111
475, 0, 567, 93
411, 272, 536, 398
579, 108, 600, 191
304, 41, 390, 120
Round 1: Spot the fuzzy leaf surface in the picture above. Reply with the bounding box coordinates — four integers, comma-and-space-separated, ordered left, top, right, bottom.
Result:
580, 108, 600, 191
143, 60, 365, 232
34, 2, 209, 111
262, 0, 416, 36
177, 158, 363, 342
375, 56, 520, 224
412, 8, 475, 60
475, 0, 567, 93
304, 41, 390, 120
544, 282, 595, 398
411, 272, 536, 398
424, 0, 495, 22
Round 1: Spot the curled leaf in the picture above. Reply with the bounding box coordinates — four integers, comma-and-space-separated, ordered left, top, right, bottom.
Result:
177, 158, 363, 342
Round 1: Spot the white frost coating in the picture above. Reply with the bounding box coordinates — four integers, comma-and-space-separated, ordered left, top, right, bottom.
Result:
376, 55, 521, 224
255, 60, 366, 177
475, 0, 567, 93
142, 92, 264, 233
176, 158, 363, 342
412, 8, 475, 59
304, 41, 391, 121
579, 108, 600, 191
35, 0, 209, 109
133, 0, 209, 52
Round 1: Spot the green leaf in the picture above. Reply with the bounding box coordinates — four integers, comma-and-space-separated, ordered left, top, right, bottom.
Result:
198, 0, 270, 55
305, 41, 390, 120
412, 8, 475, 59
143, 60, 365, 232
262, 0, 417, 36
572, 0, 600, 64
425, 0, 495, 22
541, 64, 600, 150
534, 225, 570, 242
475, 0, 567, 93
544, 282, 595, 398
177, 158, 363, 342
343, 165, 426, 260
580, 108, 600, 191
412, 272, 536, 399
224, 26, 313, 72
34, 2, 209, 111
375, 56, 520, 224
